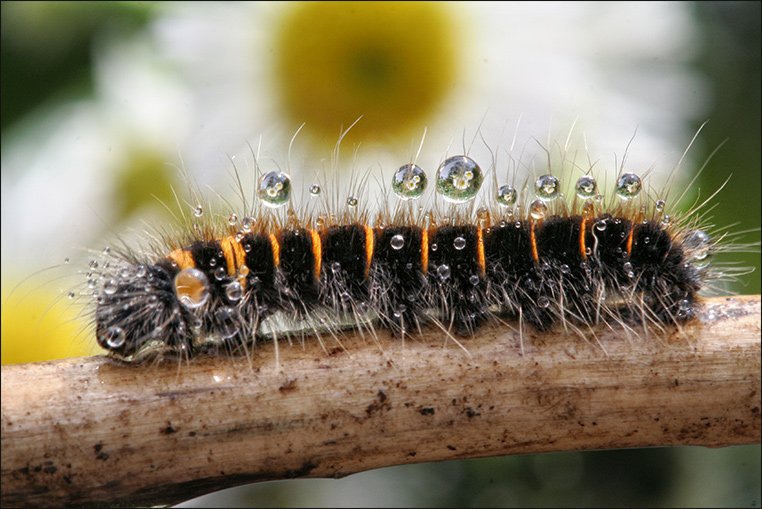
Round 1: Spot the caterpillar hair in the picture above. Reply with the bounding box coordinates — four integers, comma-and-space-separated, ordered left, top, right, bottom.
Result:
82, 124, 755, 363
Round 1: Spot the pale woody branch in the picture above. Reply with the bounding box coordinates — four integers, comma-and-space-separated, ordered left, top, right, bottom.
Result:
2, 295, 760, 508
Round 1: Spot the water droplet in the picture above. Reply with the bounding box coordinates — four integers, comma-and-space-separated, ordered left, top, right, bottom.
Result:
68, 292, 75, 299
242, 216, 256, 232
497, 184, 517, 207
226, 281, 243, 301
309, 183, 321, 196
538, 296, 550, 309
530, 200, 547, 220
175, 268, 210, 309
594, 219, 607, 231
89, 260, 99, 269
239, 265, 249, 277
103, 279, 119, 295
683, 230, 713, 267
193, 205, 204, 217
437, 264, 451, 280
214, 267, 227, 280
228, 213, 238, 226
431, 243, 438, 251
661, 215, 671, 225
453, 236, 466, 250
340, 291, 352, 302
331, 261, 342, 273
102, 246, 111, 255
535, 174, 560, 201
64, 257, 71, 264
575, 176, 598, 199
655, 199, 666, 211
469, 274, 480, 285
623, 262, 635, 279
392, 163, 427, 200
616, 173, 642, 200
435, 155, 483, 203
390, 234, 405, 250
105, 327, 126, 349
560, 264, 570, 274
347, 196, 358, 207
258, 171, 292, 207
215, 307, 240, 339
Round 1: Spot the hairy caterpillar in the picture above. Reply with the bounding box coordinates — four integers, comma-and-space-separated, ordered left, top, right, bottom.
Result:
81, 125, 746, 363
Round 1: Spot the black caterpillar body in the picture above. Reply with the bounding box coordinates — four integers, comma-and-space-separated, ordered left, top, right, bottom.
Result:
93, 189, 709, 361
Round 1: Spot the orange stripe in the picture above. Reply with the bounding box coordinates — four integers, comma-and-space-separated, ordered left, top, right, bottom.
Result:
421, 229, 429, 273
220, 236, 247, 289
477, 228, 486, 276
580, 218, 588, 260
626, 227, 634, 258
530, 222, 540, 264
168, 249, 194, 270
364, 224, 374, 279
308, 229, 322, 280
219, 236, 243, 276
269, 233, 280, 267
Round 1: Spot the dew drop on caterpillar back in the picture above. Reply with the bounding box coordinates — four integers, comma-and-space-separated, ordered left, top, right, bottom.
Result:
80, 126, 755, 363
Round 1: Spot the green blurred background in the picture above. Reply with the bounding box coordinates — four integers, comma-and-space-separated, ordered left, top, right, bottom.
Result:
2, 2, 759, 507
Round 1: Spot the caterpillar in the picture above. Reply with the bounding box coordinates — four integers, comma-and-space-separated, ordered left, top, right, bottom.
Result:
84, 127, 736, 363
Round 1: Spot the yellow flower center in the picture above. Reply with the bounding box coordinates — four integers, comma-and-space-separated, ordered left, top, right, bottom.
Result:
272, 1, 461, 148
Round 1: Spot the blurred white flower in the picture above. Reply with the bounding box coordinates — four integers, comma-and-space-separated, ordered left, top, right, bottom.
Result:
151, 1, 708, 194
1, 35, 192, 270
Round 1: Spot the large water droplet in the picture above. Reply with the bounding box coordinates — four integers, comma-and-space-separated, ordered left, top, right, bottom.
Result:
392, 164, 427, 200
616, 173, 642, 200
575, 176, 598, 200
105, 326, 126, 349
258, 171, 292, 207
435, 155, 483, 203
535, 175, 560, 201
530, 200, 548, 220
497, 184, 517, 207
175, 268, 210, 309
390, 234, 405, 250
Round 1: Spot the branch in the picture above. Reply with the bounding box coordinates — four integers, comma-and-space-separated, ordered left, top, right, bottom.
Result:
2, 295, 760, 508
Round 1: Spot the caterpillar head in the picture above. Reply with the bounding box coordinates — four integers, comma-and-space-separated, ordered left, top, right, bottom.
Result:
94, 262, 194, 360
